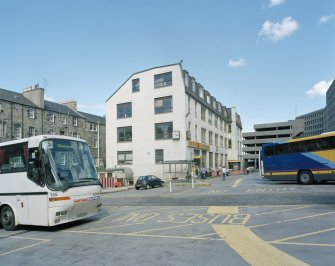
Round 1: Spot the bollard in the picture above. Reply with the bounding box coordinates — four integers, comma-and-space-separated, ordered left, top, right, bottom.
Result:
169, 173, 172, 193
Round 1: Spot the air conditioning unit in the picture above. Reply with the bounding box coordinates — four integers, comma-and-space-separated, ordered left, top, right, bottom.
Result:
186, 130, 191, 140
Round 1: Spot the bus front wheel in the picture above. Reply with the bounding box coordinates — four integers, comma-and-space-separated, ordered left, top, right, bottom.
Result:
298, 170, 314, 185
1, 205, 16, 231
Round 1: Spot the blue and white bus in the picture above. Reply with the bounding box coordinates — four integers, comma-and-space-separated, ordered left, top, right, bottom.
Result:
260, 132, 335, 184
0, 135, 102, 231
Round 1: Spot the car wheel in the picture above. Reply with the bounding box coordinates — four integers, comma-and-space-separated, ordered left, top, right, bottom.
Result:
1, 205, 16, 231
135, 187, 139, 190
298, 170, 314, 185
145, 184, 150, 189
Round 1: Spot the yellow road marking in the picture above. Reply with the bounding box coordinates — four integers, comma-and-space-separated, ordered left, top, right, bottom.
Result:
250, 211, 335, 228
66, 230, 224, 241
231, 178, 242, 188
255, 205, 312, 216
271, 242, 335, 247
129, 224, 193, 235
271, 227, 335, 243
78, 222, 144, 232
0, 239, 50, 257
212, 225, 308, 266
207, 206, 239, 214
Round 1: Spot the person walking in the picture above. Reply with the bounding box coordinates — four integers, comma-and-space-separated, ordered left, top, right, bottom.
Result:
221, 167, 226, 181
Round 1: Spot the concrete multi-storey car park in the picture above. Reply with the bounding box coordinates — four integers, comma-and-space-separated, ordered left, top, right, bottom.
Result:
106, 63, 243, 180
0, 85, 106, 168
242, 119, 304, 168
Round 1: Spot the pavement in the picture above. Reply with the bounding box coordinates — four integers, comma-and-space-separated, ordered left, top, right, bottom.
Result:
101, 175, 232, 193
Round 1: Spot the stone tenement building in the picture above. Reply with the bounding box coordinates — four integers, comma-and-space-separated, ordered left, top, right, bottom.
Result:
0, 85, 105, 168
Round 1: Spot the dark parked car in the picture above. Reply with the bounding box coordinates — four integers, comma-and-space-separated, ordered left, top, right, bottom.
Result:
135, 175, 164, 190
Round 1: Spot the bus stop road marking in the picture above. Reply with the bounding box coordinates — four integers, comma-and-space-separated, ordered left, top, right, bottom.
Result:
207, 206, 239, 214
250, 211, 335, 229
269, 241, 335, 247
270, 227, 335, 243
127, 223, 193, 235
254, 205, 312, 216
65, 229, 224, 241
231, 178, 242, 188
0, 238, 50, 257
212, 224, 308, 266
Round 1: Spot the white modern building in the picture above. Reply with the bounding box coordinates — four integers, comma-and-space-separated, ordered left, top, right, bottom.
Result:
106, 63, 243, 180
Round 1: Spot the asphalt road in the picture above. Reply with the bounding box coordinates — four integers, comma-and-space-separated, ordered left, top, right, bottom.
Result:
1, 173, 335, 266
102, 172, 335, 206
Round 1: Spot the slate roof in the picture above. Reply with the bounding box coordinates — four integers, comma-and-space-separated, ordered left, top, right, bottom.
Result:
0, 88, 105, 123
44, 100, 84, 118
0, 88, 37, 107
78, 111, 105, 124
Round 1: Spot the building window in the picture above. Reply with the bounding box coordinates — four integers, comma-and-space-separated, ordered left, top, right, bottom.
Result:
201, 128, 206, 143
0, 122, 6, 138
0, 103, 3, 113
94, 138, 98, 148
214, 116, 218, 128
155, 122, 173, 139
209, 131, 213, 145
132, 78, 140, 92
73, 117, 78, 126
155, 149, 164, 164
59, 130, 65, 135
28, 126, 36, 137
208, 111, 213, 125
117, 151, 133, 164
48, 112, 55, 122
117, 126, 132, 142
73, 132, 81, 139
199, 88, 204, 99
27, 107, 35, 119
195, 125, 198, 141
47, 129, 55, 135
228, 124, 232, 133
201, 106, 206, 121
13, 124, 21, 139
155, 96, 173, 114
61, 115, 67, 124
90, 123, 98, 132
154, 72, 172, 88
195, 102, 198, 117
117, 102, 132, 119
228, 139, 232, 149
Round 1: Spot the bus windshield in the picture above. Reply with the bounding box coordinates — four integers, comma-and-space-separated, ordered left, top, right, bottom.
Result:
41, 139, 100, 191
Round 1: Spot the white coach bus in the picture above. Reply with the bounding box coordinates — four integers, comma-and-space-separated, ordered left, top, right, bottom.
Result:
0, 135, 102, 231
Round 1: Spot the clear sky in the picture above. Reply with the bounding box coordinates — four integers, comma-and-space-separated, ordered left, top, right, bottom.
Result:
0, 0, 334, 132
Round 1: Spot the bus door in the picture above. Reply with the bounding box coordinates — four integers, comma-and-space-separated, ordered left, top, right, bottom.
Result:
28, 194, 48, 226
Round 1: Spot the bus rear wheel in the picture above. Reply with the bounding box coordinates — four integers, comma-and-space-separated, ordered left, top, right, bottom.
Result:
298, 170, 314, 185
1, 205, 16, 231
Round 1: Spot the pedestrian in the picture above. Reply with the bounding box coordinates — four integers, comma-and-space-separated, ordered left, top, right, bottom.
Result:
221, 167, 226, 181
200, 167, 205, 179
195, 167, 199, 178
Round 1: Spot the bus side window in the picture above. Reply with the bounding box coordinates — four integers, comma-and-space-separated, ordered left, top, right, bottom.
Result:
306, 141, 316, 152
265, 147, 274, 157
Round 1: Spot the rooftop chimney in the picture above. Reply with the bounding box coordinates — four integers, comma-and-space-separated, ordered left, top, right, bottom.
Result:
61, 100, 77, 110
23, 84, 44, 108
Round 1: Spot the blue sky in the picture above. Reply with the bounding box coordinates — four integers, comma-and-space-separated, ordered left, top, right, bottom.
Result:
0, 0, 334, 132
